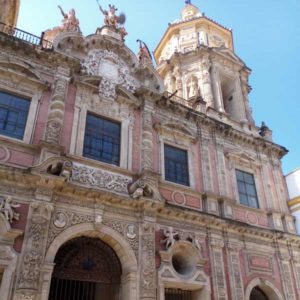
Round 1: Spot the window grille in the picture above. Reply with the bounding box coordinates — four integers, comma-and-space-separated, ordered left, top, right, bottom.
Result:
83, 113, 121, 165
0, 91, 30, 140
236, 169, 259, 208
165, 288, 192, 300
164, 144, 189, 186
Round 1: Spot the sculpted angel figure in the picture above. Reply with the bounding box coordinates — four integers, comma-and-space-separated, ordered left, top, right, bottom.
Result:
97, 1, 126, 29
0, 196, 20, 223
58, 5, 80, 32
161, 227, 178, 249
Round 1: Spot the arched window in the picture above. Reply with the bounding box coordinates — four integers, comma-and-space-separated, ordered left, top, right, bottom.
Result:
250, 287, 269, 300
49, 237, 122, 300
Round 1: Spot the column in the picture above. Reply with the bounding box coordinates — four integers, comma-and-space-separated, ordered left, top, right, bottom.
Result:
211, 66, 225, 113
173, 66, 183, 98
44, 67, 70, 144
200, 58, 214, 108
14, 202, 53, 300
240, 75, 255, 125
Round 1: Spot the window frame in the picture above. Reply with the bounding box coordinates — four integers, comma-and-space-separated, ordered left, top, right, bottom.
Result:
235, 169, 259, 209
0, 86, 40, 144
83, 112, 121, 166
0, 91, 31, 140
164, 143, 190, 187
70, 91, 134, 171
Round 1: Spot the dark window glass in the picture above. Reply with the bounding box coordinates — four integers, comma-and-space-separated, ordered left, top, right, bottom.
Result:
165, 288, 192, 300
236, 169, 259, 208
0, 91, 30, 140
164, 145, 189, 186
83, 113, 121, 165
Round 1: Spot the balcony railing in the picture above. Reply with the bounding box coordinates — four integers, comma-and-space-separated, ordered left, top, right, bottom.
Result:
0, 22, 53, 50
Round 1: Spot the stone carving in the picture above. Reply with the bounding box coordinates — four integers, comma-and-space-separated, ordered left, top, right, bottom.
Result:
228, 249, 244, 300
0, 145, 10, 162
191, 234, 203, 252
99, 78, 117, 99
126, 224, 137, 239
187, 76, 199, 98
45, 121, 62, 144
128, 177, 163, 202
81, 49, 138, 98
137, 40, 153, 67
58, 5, 80, 32
44, 72, 69, 144
53, 212, 67, 228
18, 251, 41, 289
0, 196, 20, 223
18, 202, 53, 291
46, 160, 73, 180
140, 223, 156, 297
71, 163, 132, 194
161, 227, 178, 249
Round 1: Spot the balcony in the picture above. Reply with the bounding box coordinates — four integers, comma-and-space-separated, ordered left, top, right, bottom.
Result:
0, 22, 53, 50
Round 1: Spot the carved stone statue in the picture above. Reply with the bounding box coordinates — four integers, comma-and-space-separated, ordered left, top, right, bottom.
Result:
161, 227, 178, 249
188, 77, 199, 98
98, 2, 126, 29
0, 196, 20, 223
58, 5, 80, 32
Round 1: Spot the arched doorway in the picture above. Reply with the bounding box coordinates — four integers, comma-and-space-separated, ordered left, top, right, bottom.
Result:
250, 287, 269, 300
48, 236, 122, 300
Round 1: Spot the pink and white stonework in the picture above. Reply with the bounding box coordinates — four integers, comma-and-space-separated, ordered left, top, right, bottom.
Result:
0, 1, 299, 300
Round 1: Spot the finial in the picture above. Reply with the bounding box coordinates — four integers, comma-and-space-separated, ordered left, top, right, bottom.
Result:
185, 0, 192, 4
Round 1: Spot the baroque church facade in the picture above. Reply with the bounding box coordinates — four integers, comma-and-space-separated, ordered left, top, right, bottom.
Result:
0, 1, 299, 300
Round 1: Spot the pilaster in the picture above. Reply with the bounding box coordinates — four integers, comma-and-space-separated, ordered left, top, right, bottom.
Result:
139, 206, 157, 300
226, 241, 244, 300
200, 57, 214, 108
44, 67, 70, 145
141, 102, 154, 173
14, 200, 53, 300
209, 235, 228, 300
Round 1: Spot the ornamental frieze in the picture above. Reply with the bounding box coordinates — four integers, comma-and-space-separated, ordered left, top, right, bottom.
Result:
71, 163, 132, 195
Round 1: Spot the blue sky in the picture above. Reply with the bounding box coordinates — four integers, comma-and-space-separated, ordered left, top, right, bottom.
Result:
17, 0, 300, 174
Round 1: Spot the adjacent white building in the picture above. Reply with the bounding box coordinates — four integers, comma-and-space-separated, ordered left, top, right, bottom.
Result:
286, 168, 300, 234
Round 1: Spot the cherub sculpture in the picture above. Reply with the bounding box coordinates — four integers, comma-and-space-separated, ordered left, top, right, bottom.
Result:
0, 196, 20, 223
161, 227, 178, 249
97, 1, 126, 29
58, 5, 81, 32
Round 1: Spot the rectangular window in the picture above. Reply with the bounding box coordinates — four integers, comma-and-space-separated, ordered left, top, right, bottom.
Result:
83, 113, 121, 165
0, 91, 30, 140
236, 169, 259, 208
164, 144, 189, 186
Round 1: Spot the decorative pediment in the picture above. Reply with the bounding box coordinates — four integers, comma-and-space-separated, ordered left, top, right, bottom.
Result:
154, 121, 197, 143
0, 61, 42, 81
225, 148, 256, 162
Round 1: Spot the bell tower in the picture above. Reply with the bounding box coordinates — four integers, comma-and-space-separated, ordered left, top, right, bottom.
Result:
0, 0, 20, 27
154, 1, 255, 125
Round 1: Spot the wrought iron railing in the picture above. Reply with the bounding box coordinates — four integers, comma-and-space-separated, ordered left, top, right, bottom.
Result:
0, 22, 53, 50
